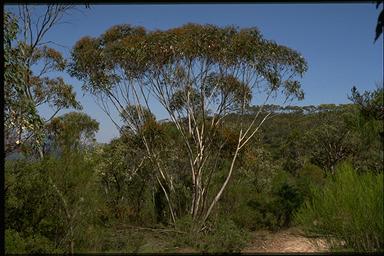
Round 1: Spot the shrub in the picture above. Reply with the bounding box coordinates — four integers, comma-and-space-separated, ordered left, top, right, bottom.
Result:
5, 160, 63, 253
219, 178, 264, 231
271, 182, 303, 228
5, 152, 104, 254
200, 217, 249, 253
5, 229, 27, 253
5, 229, 62, 254
245, 170, 303, 230
171, 215, 197, 247
171, 215, 249, 253
230, 202, 263, 231
224, 169, 305, 231
294, 163, 384, 252
296, 163, 325, 200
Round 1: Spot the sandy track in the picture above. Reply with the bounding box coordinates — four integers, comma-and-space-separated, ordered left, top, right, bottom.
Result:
242, 228, 329, 253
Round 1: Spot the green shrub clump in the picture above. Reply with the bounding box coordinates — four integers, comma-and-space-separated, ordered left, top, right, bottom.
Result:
172, 215, 249, 253
5, 229, 62, 254
201, 218, 249, 253
295, 163, 383, 252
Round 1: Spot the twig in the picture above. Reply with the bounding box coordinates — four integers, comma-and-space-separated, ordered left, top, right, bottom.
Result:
116, 224, 187, 234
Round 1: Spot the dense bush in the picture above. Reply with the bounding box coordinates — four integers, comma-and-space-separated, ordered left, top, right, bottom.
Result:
296, 163, 326, 200
5, 151, 103, 254
5, 229, 62, 254
294, 163, 384, 252
223, 168, 305, 231
200, 218, 249, 253
5, 160, 62, 254
172, 215, 249, 253
5, 102, 383, 253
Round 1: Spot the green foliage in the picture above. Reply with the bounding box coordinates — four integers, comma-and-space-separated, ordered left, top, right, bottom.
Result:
272, 182, 303, 228
5, 160, 60, 249
171, 215, 197, 246
305, 123, 357, 172
219, 179, 259, 231
70, 23, 307, 112
94, 136, 157, 225
5, 229, 62, 254
348, 86, 383, 173
4, 7, 82, 157
172, 216, 249, 253
254, 170, 303, 230
45, 111, 99, 153
5, 229, 27, 254
120, 105, 156, 133
350, 86, 383, 121
4, 11, 44, 155
200, 218, 249, 253
296, 163, 326, 200
5, 146, 103, 253
5, 100, 383, 253
260, 102, 382, 174
295, 163, 384, 252
219, 164, 305, 232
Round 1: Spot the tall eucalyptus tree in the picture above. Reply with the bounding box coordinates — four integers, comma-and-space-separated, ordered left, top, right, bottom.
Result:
70, 23, 307, 230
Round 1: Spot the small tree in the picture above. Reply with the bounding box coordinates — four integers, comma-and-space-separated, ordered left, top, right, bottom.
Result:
45, 112, 99, 154
44, 112, 100, 254
5, 110, 100, 254
70, 23, 307, 230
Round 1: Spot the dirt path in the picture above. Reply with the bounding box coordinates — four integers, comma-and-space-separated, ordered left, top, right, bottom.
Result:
242, 228, 329, 253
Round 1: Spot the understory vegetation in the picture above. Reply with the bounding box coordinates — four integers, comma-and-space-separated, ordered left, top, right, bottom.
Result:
5, 102, 383, 253
295, 163, 383, 252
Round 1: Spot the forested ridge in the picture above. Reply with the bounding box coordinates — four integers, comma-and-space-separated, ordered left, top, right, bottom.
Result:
4, 6, 383, 253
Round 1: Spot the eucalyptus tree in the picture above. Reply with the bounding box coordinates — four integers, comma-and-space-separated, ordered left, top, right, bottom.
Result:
45, 111, 99, 155
4, 5, 83, 158
4, 11, 35, 155
70, 23, 307, 230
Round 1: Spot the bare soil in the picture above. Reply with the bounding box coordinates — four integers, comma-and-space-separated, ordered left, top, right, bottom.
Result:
167, 227, 331, 253
242, 228, 330, 253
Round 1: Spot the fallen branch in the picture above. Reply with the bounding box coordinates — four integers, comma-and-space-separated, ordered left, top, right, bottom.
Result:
115, 224, 187, 234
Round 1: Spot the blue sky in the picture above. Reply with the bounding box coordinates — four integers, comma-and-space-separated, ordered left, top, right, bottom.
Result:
5, 4, 383, 143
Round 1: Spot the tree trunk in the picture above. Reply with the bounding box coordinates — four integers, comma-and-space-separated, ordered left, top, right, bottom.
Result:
201, 142, 240, 226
